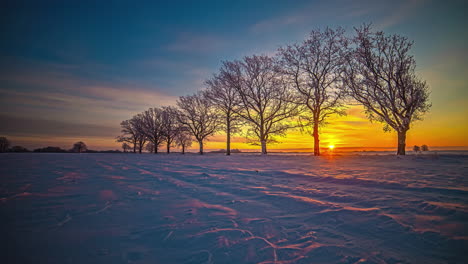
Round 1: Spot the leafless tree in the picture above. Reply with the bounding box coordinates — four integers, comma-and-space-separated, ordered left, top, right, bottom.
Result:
145, 142, 155, 153
141, 107, 164, 154
222, 55, 298, 154
131, 114, 147, 154
421, 144, 429, 151
344, 25, 431, 155
177, 92, 221, 154
161, 106, 182, 154
117, 114, 147, 154
205, 70, 243, 155
121, 143, 131, 153
174, 128, 193, 154
279, 27, 348, 156
72, 141, 87, 153
0, 137, 10, 152
413, 145, 420, 152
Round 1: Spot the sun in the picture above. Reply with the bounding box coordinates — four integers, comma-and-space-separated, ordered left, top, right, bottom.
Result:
328, 145, 335, 150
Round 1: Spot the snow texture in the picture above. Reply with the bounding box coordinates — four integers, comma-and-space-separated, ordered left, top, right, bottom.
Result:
1, 153, 467, 263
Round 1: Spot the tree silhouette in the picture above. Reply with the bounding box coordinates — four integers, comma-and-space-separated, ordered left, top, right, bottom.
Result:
72, 141, 87, 153
222, 55, 298, 154
141, 107, 165, 154
421, 144, 429, 151
413, 145, 420, 152
177, 92, 221, 155
0, 137, 10, 152
279, 27, 348, 156
344, 25, 431, 155
206, 68, 243, 155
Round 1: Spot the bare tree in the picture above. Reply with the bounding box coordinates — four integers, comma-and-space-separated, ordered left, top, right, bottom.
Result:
145, 142, 155, 153
141, 107, 164, 154
117, 114, 147, 154
344, 25, 431, 155
175, 128, 193, 154
161, 106, 182, 154
222, 55, 298, 154
205, 70, 243, 155
421, 144, 429, 151
279, 27, 348, 156
177, 92, 221, 154
413, 145, 420, 152
117, 119, 138, 153
121, 143, 131, 153
131, 114, 147, 154
0, 137, 10, 152
72, 141, 87, 153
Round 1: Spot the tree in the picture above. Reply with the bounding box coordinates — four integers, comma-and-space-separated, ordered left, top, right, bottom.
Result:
117, 114, 147, 154
177, 92, 221, 154
174, 128, 193, 154
222, 55, 298, 154
141, 107, 165, 154
205, 69, 243, 155
413, 145, 420, 152
10, 146, 30, 152
421, 144, 429, 151
117, 119, 138, 153
344, 25, 431, 155
161, 106, 182, 154
279, 27, 348, 156
145, 142, 155, 153
72, 141, 87, 153
0, 137, 10, 152
121, 143, 131, 153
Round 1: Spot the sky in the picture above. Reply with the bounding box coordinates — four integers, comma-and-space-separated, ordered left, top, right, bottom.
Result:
0, 0, 467, 151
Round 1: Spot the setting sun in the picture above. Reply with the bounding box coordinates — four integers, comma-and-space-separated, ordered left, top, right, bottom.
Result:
328, 145, 335, 150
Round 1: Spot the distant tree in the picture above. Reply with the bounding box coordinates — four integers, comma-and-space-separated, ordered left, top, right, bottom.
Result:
117, 115, 147, 154
145, 142, 155, 153
121, 143, 131, 153
421, 144, 429, 151
205, 69, 243, 155
131, 114, 147, 154
9, 146, 30, 152
33, 146, 67, 153
413, 145, 420, 152
174, 128, 193, 154
161, 106, 182, 154
279, 27, 348, 156
117, 119, 138, 153
141, 107, 165, 154
0, 137, 10, 152
72, 141, 87, 153
344, 25, 431, 155
222, 55, 299, 154
177, 92, 221, 154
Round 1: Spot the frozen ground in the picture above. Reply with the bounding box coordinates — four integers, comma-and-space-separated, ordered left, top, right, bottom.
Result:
0, 153, 467, 264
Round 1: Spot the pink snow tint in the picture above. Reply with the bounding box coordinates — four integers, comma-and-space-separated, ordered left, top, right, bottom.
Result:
0, 153, 467, 263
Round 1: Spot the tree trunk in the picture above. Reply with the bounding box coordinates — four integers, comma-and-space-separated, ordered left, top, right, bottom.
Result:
261, 140, 267, 155
182, 145, 185, 154
166, 142, 170, 154
397, 130, 407, 155
155, 143, 158, 154
198, 140, 204, 155
133, 142, 136, 153
313, 121, 320, 156
226, 118, 231, 156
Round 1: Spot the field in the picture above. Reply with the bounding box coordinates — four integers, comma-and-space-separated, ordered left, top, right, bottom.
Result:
1, 153, 467, 263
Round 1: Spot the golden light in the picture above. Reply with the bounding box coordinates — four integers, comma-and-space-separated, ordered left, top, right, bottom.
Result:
328, 145, 335, 150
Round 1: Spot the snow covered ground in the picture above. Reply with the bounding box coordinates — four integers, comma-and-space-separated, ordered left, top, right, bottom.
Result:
1, 153, 467, 263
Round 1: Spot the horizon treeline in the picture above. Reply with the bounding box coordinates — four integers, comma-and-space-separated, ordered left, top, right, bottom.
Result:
119, 25, 431, 156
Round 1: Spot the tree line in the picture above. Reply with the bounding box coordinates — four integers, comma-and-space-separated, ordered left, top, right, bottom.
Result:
118, 25, 430, 156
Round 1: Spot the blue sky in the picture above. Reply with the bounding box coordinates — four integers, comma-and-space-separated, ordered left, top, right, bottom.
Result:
0, 0, 467, 149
